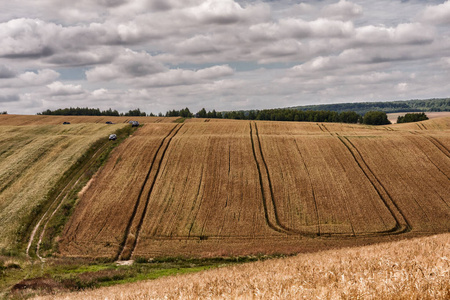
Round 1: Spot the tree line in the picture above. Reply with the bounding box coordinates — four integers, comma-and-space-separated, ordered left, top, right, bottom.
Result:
38, 107, 147, 116
397, 112, 429, 123
37, 107, 400, 125
291, 98, 449, 115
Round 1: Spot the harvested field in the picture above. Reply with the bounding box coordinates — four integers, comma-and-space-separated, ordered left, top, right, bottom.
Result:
37, 233, 450, 300
0, 114, 178, 126
59, 118, 450, 259
0, 122, 126, 250
59, 124, 179, 258
388, 111, 450, 124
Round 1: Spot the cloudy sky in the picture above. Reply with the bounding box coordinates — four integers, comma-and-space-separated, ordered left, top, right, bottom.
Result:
1, 0, 449, 115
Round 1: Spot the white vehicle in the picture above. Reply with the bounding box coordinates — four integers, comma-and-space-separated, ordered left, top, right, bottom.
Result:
109, 134, 117, 140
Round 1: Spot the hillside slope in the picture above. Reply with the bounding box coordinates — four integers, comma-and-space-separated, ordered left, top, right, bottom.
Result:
0, 122, 127, 251
59, 118, 450, 258
38, 233, 450, 299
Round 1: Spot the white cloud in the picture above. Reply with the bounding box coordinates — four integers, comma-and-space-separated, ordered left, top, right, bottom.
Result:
354, 23, 435, 46
86, 49, 167, 81
135, 65, 234, 87
321, 0, 363, 21
18, 69, 60, 85
0, 0, 450, 114
46, 81, 84, 96
0, 69, 59, 88
0, 18, 59, 58
422, 0, 450, 25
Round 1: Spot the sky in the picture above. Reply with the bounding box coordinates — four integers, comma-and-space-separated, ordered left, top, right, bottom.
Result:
0, 0, 449, 115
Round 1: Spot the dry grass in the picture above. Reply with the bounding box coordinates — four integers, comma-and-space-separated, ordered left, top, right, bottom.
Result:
36, 233, 450, 300
0, 115, 178, 126
0, 123, 126, 250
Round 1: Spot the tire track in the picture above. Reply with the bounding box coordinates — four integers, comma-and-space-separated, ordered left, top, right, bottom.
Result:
27, 141, 110, 260
425, 135, 450, 159
406, 136, 450, 181
251, 122, 318, 237
293, 140, 321, 236
117, 123, 183, 261
337, 136, 411, 234
249, 122, 290, 235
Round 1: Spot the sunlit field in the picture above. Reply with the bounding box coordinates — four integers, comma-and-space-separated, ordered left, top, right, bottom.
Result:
37, 233, 450, 299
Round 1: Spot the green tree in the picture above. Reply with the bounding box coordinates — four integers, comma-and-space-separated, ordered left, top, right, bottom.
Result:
397, 112, 428, 123
196, 108, 207, 118
180, 107, 193, 118
363, 111, 391, 125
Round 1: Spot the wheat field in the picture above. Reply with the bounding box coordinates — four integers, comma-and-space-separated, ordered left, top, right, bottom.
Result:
0, 115, 178, 126
0, 122, 126, 250
36, 233, 450, 299
59, 118, 449, 259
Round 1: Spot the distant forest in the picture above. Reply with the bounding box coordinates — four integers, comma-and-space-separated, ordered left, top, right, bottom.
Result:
290, 98, 450, 115
38, 107, 147, 117
36, 98, 449, 125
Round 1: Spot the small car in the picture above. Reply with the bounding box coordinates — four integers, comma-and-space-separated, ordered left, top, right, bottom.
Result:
106, 121, 113, 124
63, 121, 70, 124
109, 134, 117, 140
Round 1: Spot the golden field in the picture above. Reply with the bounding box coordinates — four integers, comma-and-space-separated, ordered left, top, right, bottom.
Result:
58, 117, 449, 259
0, 121, 126, 251
36, 233, 450, 299
0, 114, 178, 252
0, 115, 178, 126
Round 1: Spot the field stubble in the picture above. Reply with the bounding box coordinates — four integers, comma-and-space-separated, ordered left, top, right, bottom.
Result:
0, 123, 126, 251
59, 118, 449, 259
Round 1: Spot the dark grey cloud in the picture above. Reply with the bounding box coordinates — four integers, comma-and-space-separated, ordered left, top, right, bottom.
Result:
0, 65, 16, 78
0, 94, 20, 103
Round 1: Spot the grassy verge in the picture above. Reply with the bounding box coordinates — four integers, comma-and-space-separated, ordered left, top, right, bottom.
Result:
174, 117, 186, 123
1, 254, 288, 299
16, 125, 137, 258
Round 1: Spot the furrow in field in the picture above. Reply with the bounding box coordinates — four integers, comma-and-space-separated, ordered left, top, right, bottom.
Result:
348, 135, 450, 233
59, 124, 176, 258
0, 136, 65, 194
31, 143, 110, 260
132, 122, 279, 257
253, 122, 324, 236
337, 136, 410, 234
425, 135, 450, 158
406, 136, 450, 182
118, 124, 183, 260
249, 122, 290, 235
292, 140, 321, 236
256, 122, 396, 236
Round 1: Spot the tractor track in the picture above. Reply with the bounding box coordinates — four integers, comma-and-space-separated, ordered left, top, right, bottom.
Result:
406, 136, 450, 181
251, 122, 318, 237
293, 140, 321, 236
117, 123, 184, 261
26, 141, 110, 260
250, 122, 291, 235
320, 124, 410, 236
337, 136, 411, 235
425, 135, 450, 159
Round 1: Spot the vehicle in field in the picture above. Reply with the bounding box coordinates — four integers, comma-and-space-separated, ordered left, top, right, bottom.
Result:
109, 134, 117, 140
129, 121, 139, 127
63, 121, 70, 124
106, 121, 113, 124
